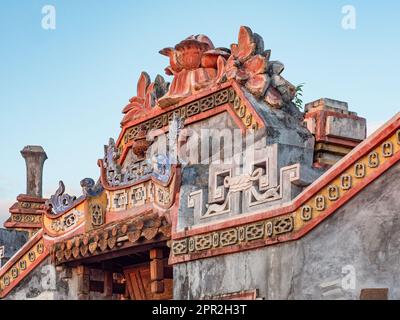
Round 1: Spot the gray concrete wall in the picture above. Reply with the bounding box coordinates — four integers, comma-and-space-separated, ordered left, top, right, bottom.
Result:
174, 163, 400, 300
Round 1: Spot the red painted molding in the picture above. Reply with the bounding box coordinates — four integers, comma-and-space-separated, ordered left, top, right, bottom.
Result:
116, 81, 235, 146
3, 221, 41, 229
113, 80, 265, 165
0, 230, 48, 299
16, 195, 47, 203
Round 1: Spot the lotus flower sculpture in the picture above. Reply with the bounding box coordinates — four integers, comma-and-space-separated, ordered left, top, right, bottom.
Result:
123, 26, 297, 121
158, 35, 230, 107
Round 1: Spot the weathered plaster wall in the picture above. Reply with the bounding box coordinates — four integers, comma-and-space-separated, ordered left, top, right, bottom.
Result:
4, 257, 78, 300
0, 229, 29, 265
176, 109, 322, 230
174, 163, 400, 300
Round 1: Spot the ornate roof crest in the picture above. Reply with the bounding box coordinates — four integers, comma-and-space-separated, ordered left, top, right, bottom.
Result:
45, 181, 79, 214
158, 34, 229, 107
225, 26, 296, 107
103, 138, 122, 186
121, 72, 169, 125
156, 26, 296, 109
80, 178, 103, 197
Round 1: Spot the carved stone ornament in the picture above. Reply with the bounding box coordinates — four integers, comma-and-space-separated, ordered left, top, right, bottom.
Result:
80, 178, 103, 197
121, 72, 169, 125
224, 26, 297, 108
158, 35, 229, 107
103, 137, 172, 188
187, 146, 303, 221
46, 181, 79, 214
157, 26, 296, 109
90, 204, 104, 226
103, 138, 123, 186
50, 209, 84, 232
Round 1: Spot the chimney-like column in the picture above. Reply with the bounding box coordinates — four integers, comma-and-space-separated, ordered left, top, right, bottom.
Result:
304, 98, 366, 167
20, 146, 47, 198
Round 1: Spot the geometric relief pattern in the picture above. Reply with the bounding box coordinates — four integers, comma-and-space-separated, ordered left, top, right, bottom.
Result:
49, 209, 84, 233
195, 234, 212, 251
107, 176, 176, 212
172, 239, 188, 255
172, 133, 400, 258
11, 214, 42, 224
90, 204, 104, 227
172, 214, 293, 256
188, 159, 299, 221
122, 87, 261, 150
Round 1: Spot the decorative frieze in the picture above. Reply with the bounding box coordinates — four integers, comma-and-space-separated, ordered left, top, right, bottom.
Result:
19, 202, 43, 210
171, 240, 188, 255
300, 205, 312, 221
354, 163, 365, 178
340, 174, 352, 190
368, 151, 379, 168
382, 141, 393, 158
11, 214, 42, 224
90, 204, 104, 227
172, 214, 293, 256
187, 145, 303, 222
122, 87, 261, 148
273, 216, 294, 235
327, 185, 340, 201
220, 229, 238, 247
107, 173, 176, 212
49, 209, 84, 233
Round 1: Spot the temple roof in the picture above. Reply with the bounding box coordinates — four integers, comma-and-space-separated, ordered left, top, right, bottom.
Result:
0, 25, 387, 299
52, 210, 170, 265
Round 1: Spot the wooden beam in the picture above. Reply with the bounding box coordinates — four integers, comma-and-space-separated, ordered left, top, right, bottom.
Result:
62, 241, 167, 266
90, 280, 125, 295
104, 271, 113, 298
150, 248, 164, 294
76, 266, 90, 300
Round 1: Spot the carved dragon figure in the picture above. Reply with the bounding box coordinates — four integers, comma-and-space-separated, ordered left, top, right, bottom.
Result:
80, 178, 103, 197
45, 181, 78, 214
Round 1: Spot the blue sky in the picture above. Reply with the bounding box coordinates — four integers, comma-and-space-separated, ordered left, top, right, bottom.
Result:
0, 0, 399, 223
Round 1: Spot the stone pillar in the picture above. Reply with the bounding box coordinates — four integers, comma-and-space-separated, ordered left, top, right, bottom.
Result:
20, 146, 47, 198
304, 98, 366, 167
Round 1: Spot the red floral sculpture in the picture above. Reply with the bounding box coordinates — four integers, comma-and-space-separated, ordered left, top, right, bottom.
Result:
124, 26, 297, 119
121, 72, 168, 125
158, 35, 229, 107
158, 26, 296, 109
223, 26, 296, 108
